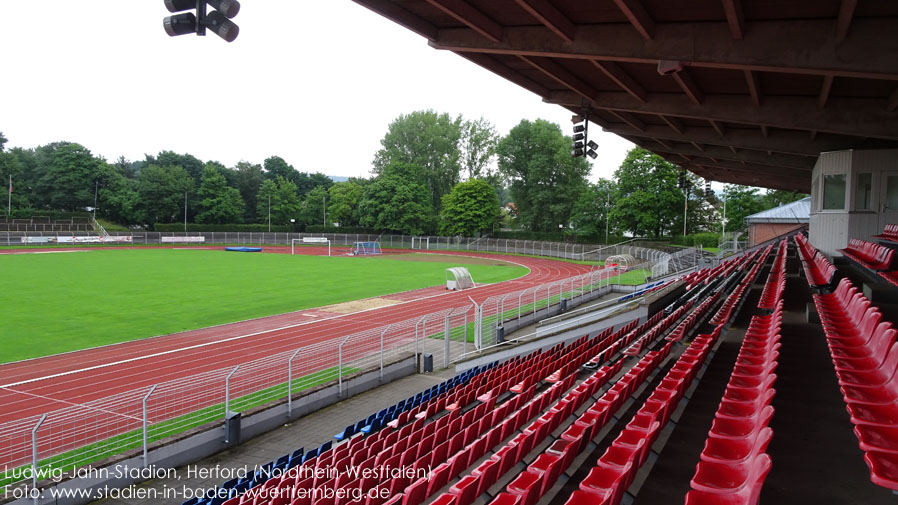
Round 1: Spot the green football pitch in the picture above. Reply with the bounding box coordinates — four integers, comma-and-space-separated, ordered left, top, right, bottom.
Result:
0, 249, 529, 363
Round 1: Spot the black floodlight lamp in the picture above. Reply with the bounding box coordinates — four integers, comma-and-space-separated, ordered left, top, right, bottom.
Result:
573, 124, 586, 134
587, 140, 598, 151
586, 150, 598, 160
572, 147, 585, 157
573, 133, 585, 141
205, 9, 239, 42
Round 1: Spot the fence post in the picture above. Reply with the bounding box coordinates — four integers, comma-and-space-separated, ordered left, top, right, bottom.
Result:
142, 385, 157, 467
467, 296, 481, 350
518, 290, 525, 324
463, 310, 468, 355
225, 366, 239, 418
338, 335, 351, 395
380, 324, 391, 380
288, 349, 300, 418
444, 312, 451, 368
32, 414, 47, 504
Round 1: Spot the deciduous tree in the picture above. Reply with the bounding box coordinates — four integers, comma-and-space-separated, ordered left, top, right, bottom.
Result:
439, 179, 501, 236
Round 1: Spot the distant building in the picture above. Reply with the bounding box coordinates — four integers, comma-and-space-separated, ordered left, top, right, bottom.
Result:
745, 197, 810, 246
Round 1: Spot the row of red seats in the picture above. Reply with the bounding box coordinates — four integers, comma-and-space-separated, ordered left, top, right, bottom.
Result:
812, 277, 898, 491
232, 346, 559, 505
684, 299, 781, 505
624, 303, 692, 354
570, 329, 722, 505
872, 224, 898, 242
666, 292, 722, 343
708, 245, 775, 327
839, 238, 896, 271
422, 331, 645, 505
757, 240, 788, 311
794, 233, 837, 288
438, 271, 732, 505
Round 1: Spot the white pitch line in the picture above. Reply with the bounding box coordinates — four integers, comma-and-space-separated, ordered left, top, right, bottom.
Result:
0, 387, 143, 421
0, 273, 526, 389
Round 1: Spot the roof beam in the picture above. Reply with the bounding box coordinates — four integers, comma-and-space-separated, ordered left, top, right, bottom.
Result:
670, 67, 704, 105
599, 124, 867, 158
432, 20, 898, 80
640, 141, 814, 170
760, 125, 769, 138
455, 52, 550, 97
659, 115, 684, 134
610, 0, 655, 40
679, 157, 811, 183
688, 164, 810, 192
651, 137, 673, 150
512, 0, 575, 42
836, 0, 858, 43
709, 119, 726, 138
519, 56, 597, 101
607, 110, 646, 132
352, 0, 437, 40
721, 0, 744, 40
888, 86, 898, 112
819, 75, 834, 109
424, 0, 502, 42
691, 142, 705, 152
592, 61, 647, 103
744, 70, 761, 107
546, 91, 898, 140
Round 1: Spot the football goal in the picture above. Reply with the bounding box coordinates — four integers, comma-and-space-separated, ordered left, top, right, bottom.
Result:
293, 237, 330, 256
352, 241, 382, 256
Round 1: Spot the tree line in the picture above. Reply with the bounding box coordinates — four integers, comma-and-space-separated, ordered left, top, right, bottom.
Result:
0, 113, 804, 240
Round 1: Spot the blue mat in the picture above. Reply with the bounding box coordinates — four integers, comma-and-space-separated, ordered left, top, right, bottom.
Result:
225, 247, 262, 252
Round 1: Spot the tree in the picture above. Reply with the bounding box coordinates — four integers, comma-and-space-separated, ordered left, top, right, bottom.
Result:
0, 140, 27, 212
233, 161, 263, 221
263, 156, 295, 182
196, 166, 245, 224
459, 117, 499, 181
34, 142, 106, 211
256, 178, 278, 225
762, 189, 808, 209
327, 181, 364, 227
298, 186, 328, 228
721, 185, 765, 232
497, 119, 590, 232
439, 179, 501, 236
147, 151, 205, 183
358, 165, 435, 234
571, 179, 616, 239
136, 164, 195, 225
610, 148, 682, 238
373, 110, 463, 212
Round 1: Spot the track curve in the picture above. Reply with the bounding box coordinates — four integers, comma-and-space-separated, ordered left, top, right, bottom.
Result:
0, 248, 592, 424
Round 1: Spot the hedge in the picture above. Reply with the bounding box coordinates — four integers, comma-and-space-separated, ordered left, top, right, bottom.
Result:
670, 232, 721, 248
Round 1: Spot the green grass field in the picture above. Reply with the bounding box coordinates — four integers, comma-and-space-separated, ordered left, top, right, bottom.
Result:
0, 249, 528, 363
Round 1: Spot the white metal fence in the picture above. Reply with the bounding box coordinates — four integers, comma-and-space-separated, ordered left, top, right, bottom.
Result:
0, 259, 635, 489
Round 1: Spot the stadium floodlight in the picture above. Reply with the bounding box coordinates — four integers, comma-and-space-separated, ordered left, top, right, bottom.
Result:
586, 150, 598, 160
163, 0, 240, 42
573, 124, 586, 133
587, 140, 598, 150
573, 133, 585, 141
571, 114, 591, 158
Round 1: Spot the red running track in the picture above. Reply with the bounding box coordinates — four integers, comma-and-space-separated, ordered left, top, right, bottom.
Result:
0, 248, 591, 425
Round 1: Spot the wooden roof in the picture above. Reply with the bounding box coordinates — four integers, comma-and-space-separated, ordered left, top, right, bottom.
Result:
353, 0, 898, 192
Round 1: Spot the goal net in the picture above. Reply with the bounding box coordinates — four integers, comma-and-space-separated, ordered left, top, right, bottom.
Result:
293, 237, 331, 256
352, 241, 382, 256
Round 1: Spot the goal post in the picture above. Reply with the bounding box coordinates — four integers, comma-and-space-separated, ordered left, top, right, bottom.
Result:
293, 237, 330, 256
352, 241, 382, 256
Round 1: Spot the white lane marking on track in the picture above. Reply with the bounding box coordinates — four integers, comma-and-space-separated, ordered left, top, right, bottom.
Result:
0, 387, 143, 421
0, 267, 533, 389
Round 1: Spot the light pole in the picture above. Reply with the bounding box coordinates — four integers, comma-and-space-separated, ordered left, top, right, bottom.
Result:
323, 193, 327, 227
93, 180, 98, 221
605, 191, 610, 245
268, 195, 271, 232
184, 191, 188, 232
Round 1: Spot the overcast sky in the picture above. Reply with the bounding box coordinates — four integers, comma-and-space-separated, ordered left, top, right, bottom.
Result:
0, 1, 633, 182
